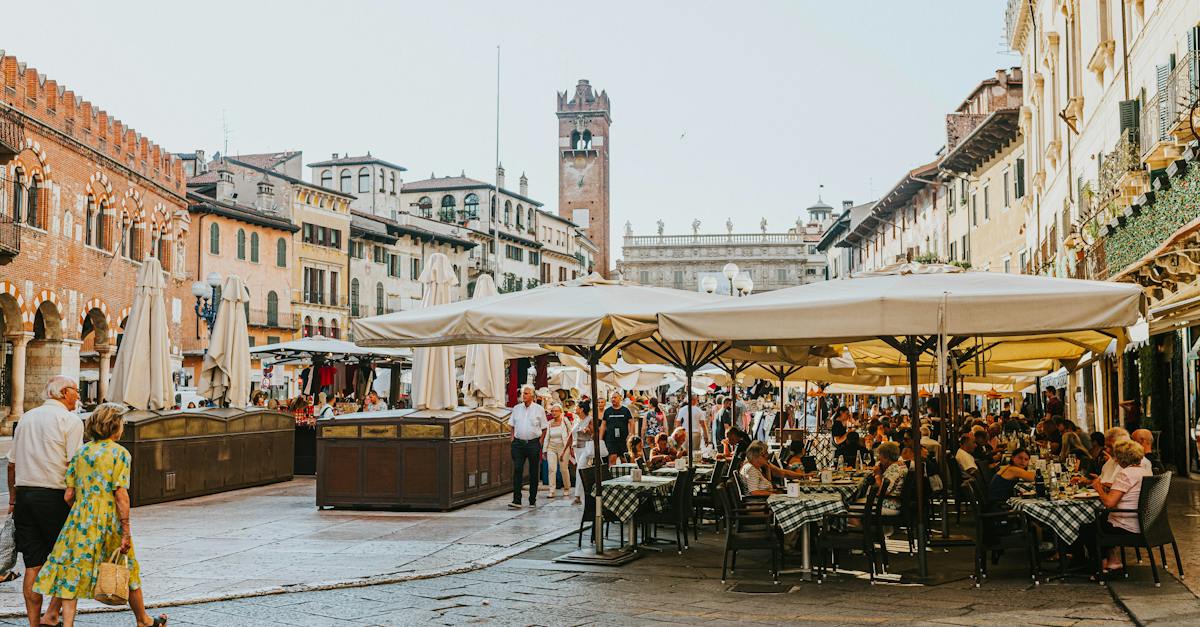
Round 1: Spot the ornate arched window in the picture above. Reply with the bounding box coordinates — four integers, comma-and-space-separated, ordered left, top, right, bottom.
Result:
417, 196, 433, 218
375, 282, 385, 315
25, 175, 40, 228
319, 170, 332, 188
358, 167, 370, 193
266, 291, 279, 326
339, 170, 351, 193
504, 200, 511, 225
463, 193, 479, 219
250, 232, 259, 262
276, 237, 287, 267
85, 196, 97, 246
10, 168, 24, 222
515, 204, 524, 228
439, 195, 456, 222
210, 223, 220, 255
236, 228, 246, 260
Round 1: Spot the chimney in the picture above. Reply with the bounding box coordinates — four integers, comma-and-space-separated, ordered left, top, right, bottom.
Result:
195, 149, 207, 173
256, 178, 275, 211
216, 168, 235, 203
496, 163, 506, 189
331, 152, 339, 159
519, 172, 528, 196
842, 200, 853, 212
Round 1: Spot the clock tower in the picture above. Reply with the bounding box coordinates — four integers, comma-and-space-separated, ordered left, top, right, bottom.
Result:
557, 79, 612, 277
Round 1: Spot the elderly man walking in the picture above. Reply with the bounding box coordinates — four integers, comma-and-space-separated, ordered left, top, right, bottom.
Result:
509, 385, 547, 509
6, 376, 83, 627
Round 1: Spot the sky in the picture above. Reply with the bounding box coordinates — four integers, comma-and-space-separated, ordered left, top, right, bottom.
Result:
2, 1, 1015, 263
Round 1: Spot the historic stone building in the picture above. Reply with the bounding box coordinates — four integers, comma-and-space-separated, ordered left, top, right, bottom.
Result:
557, 80, 612, 276
0, 52, 191, 420
618, 203, 831, 293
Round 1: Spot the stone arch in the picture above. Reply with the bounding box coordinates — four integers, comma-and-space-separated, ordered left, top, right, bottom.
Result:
0, 281, 25, 337
116, 306, 131, 332
30, 290, 63, 341
78, 298, 112, 348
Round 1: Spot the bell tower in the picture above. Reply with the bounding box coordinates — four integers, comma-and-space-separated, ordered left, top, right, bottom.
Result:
557, 79, 612, 276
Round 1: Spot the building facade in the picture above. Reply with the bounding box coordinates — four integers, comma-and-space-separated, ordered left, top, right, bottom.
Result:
536, 209, 590, 283
400, 170, 544, 294
557, 79, 612, 277
618, 203, 830, 293
308, 153, 407, 219
183, 170, 298, 390
0, 52, 191, 421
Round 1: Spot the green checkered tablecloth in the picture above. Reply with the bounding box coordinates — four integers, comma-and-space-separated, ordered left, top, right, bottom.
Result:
789, 481, 860, 501
610, 464, 714, 483
1008, 496, 1105, 545
601, 475, 675, 522
767, 493, 847, 536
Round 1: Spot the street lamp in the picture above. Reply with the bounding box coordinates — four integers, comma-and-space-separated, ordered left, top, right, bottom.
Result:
192, 271, 222, 332
700, 275, 719, 295
733, 275, 754, 297
721, 262, 739, 295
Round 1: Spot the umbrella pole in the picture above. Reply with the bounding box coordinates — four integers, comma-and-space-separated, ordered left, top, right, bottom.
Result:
907, 337, 929, 577
686, 371, 694, 463
778, 374, 785, 443
589, 350, 604, 555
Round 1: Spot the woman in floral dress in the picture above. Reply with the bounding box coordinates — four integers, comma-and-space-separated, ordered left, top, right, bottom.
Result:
34, 403, 167, 627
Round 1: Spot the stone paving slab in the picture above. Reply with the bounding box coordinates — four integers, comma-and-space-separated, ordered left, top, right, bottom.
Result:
0, 477, 578, 616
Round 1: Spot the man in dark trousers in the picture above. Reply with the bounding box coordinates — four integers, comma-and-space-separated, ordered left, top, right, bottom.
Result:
509, 385, 547, 509
602, 392, 633, 465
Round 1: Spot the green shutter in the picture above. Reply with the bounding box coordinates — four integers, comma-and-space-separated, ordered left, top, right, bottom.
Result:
1118, 99, 1140, 135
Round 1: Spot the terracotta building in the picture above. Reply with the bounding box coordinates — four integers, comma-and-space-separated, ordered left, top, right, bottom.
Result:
0, 52, 190, 422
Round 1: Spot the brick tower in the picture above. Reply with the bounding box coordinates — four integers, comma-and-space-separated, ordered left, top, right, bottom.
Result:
557, 79, 611, 277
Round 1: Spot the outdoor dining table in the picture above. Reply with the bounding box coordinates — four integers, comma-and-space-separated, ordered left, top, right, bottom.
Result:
601, 475, 676, 550
609, 463, 715, 483
787, 480, 861, 501
1006, 494, 1105, 545
768, 492, 848, 581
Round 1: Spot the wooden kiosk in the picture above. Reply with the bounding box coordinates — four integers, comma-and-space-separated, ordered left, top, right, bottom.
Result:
315, 407, 513, 511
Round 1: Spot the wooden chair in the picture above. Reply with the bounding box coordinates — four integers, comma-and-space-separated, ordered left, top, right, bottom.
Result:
576, 465, 623, 548
815, 483, 887, 583
715, 481, 781, 583
963, 477, 1039, 586
642, 469, 694, 553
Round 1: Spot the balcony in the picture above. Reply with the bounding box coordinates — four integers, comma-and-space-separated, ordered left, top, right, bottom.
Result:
624, 232, 812, 247
0, 107, 24, 166
1140, 50, 1199, 169
1084, 128, 1147, 226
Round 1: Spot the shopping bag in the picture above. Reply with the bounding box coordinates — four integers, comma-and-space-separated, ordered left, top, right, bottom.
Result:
94, 550, 129, 606
0, 515, 16, 576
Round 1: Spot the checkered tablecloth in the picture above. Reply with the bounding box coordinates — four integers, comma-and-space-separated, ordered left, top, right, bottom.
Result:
601, 476, 675, 522
789, 481, 860, 501
1007, 497, 1105, 545
767, 493, 848, 536
610, 464, 640, 477
610, 464, 714, 483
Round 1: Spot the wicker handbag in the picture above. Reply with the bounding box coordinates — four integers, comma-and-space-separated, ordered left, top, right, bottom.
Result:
94, 550, 129, 606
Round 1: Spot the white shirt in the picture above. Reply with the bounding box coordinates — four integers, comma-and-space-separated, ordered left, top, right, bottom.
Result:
955, 448, 978, 474
510, 401, 548, 440
675, 405, 703, 434
10, 399, 85, 490
1100, 455, 1152, 484
364, 400, 388, 412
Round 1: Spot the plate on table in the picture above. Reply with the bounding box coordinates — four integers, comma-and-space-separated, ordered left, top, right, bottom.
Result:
1071, 490, 1099, 499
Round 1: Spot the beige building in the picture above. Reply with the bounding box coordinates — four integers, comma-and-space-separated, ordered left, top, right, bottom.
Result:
618, 203, 831, 293
536, 209, 591, 283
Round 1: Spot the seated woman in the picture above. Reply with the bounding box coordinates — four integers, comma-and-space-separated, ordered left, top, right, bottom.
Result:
738, 441, 781, 496
987, 447, 1035, 506
783, 439, 809, 471
624, 435, 646, 463
834, 431, 871, 467
649, 433, 674, 466
872, 441, 907, 516
1086, 431, 1107, 475
1059, 430, 1091, 463
718, 427, 751, 462
1090, 440, 1150, 573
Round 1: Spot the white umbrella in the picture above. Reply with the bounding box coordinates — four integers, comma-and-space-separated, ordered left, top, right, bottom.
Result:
199, 275, 251, 407
108, 257, 174, 410
410, 253, 459, 410
461, 274, 505, 407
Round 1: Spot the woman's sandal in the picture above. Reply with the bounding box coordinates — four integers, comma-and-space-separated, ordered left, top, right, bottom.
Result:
140, 615, 168, 626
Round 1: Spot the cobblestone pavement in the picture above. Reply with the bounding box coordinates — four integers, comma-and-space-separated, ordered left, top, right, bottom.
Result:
40, 522, 1144, 626
0, 478, 578, 613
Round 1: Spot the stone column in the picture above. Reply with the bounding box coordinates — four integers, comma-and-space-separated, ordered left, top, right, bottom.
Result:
6, 333, 32, 424
98, 346, 116, 403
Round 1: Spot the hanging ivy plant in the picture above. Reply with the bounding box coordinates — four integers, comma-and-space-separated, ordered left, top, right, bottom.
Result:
1105, 164, 1200, 277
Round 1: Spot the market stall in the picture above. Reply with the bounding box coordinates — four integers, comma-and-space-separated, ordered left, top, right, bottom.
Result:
315, 407, 512, 511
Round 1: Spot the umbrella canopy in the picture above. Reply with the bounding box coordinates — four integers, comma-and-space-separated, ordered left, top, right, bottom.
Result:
199, 275, 252, 407
248, 335, 411, 364
108, 257, 175, 410
461, 274, 506, 407
352, 273, 725, 350
410, 253, 459, 410
660, 263, 1145, 346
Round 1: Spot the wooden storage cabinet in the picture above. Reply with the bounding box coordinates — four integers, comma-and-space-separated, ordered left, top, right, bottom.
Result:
119, 408, 295, 507
315, 408, 512, 511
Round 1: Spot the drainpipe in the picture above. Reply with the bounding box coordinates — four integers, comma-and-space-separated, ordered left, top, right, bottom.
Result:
1119, 1, 1131, 100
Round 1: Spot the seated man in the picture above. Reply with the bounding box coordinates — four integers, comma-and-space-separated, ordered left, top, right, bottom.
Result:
1130, 429, 1164, 474
649, 433, 675, 465
668, 427, 689, 458
955, 433, 979, 477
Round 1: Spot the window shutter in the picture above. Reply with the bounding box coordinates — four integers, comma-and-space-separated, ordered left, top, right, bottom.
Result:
1156, 62, 1170, 142
1189, 26, 1200, 94
1118, 99, 1139, 135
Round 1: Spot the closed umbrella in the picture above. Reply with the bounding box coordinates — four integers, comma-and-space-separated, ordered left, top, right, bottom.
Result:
410, 253, 459, 410
461, 274, 505, 407
108, 257, 174, 410
199, 275, 251, 407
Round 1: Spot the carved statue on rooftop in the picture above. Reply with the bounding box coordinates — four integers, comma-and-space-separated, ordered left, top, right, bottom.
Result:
624, 221, 633, 237
692, 219, 702, 236
760, 217, 768, 234
656, 219, 664, 236
725, 218, 733, 235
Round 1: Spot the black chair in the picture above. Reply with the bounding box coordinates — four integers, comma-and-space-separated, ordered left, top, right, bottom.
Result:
642, 469, 694, 553
692, 460, 728, 536
576, 465, 623, 548
715, 481, 781, 583
815, 483, 886, 583
963, 477, 1039, 586
1094, 472, 1183, 587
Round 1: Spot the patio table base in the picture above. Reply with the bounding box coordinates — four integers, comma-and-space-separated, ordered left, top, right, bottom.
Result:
553, 545, 643, 566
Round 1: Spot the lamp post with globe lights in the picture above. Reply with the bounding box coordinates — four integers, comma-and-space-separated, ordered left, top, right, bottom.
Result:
191, 271, 223, 332
701, 263, 754, 436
